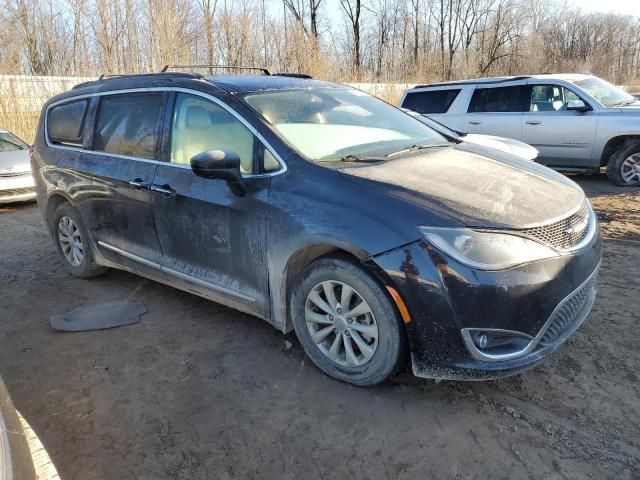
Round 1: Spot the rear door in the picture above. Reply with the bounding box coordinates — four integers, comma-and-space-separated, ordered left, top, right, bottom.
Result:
75, 92, 167, 271
521, 83, 598, 168
151, 92, 275, 318
463, 85, 528, 139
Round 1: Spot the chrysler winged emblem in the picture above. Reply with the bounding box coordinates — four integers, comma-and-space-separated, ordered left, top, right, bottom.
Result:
565, 216, 588, 235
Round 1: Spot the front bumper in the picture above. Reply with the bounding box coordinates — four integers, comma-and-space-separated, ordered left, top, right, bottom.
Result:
0, 173, 36, 204
372, 227, 602, 380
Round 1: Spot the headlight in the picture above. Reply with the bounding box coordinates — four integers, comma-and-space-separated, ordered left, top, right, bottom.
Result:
419, 226, 559, 270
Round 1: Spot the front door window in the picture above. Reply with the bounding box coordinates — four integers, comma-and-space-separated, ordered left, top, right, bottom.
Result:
171, 93, 255, 174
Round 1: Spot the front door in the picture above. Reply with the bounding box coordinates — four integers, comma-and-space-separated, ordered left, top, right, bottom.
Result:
521, 83, 598, 168
76, 92, 167, 270
151, 92, 272, 317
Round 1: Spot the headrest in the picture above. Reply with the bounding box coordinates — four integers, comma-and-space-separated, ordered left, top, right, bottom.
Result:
185, 106, 211, 128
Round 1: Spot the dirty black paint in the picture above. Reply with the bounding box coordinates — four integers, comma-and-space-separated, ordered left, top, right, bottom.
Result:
32, 73, 603, 380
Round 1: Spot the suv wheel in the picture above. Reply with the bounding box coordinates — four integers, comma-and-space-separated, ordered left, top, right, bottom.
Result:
606, 140, 640, 186
290, 256, 407, 386
50, 203, 107, 278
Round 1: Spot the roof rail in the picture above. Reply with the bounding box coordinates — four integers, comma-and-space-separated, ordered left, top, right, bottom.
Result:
73, 71, 203, 89
273, 72, 313, 79
162, 64, 271, 75
413, 75, 531, 89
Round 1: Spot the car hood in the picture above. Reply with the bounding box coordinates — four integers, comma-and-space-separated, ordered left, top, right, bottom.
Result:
462, 134, 538, 161
339, 143, 585, 229
0, 150, 31, 175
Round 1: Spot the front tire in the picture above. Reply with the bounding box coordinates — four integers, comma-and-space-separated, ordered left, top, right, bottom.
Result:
290, 256, 407, 386
49, 202, 107, 278
606, 140, 640, 186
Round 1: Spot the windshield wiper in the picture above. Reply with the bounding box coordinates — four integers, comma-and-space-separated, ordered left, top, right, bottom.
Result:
318, 154, 386, 163
386, 143, 449, 158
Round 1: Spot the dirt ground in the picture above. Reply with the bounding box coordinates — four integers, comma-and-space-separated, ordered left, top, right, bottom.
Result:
1, 174, 638, 480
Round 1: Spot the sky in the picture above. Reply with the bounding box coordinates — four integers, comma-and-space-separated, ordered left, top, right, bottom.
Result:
577, 0, 640, 16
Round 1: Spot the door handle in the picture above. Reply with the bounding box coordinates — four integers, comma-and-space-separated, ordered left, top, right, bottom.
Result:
468, 121, 482, 125
525, 121, 542, 125
150, 184, 176, 198
128, 178, 150, 189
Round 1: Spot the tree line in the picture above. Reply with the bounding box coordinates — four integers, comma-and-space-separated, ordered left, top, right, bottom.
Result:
0, 0, 639, 84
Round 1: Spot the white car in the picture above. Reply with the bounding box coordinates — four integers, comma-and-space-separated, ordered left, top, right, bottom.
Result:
403, 109, 539, 161
0, 129, 36, 204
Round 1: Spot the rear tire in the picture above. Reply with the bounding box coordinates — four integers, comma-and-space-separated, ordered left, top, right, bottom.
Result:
49, 202, 107, 278
606, 140, 640, 186
290, 256, 407, 386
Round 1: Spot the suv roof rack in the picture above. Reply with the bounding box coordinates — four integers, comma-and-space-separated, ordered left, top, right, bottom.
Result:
273, 72, 313, 79
73, 71, 203, 89
162, 64, 271, 75
413, 75, 531, 89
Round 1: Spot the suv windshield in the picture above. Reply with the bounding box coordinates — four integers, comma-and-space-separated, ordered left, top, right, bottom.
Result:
0, 131, 28, 152
243, 88, 447, 161
569, 76, 636, 107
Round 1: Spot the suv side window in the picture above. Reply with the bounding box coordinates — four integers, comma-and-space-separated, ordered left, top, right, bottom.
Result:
468, 86, 528, 113
171, 93, 262, 174
530, 84, 581, 112
401, 89, 461, 114
93, 93, 165, 159
47, 99, 89, 147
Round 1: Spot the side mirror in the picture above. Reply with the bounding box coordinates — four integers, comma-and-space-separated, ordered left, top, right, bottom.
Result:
190, 149, 247, 196
566, 99, 590, 112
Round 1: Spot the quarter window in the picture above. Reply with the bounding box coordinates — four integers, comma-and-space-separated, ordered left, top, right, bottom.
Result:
401, 89, 461, 114
171, 93, 258, 174
0, 131, 28, 152
93, 93, 165, 159
47, 99, 89, 147
530, 85, 582, 112
467, 86, 528, 113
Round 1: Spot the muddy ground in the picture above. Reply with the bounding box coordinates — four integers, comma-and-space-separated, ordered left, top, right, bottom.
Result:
1, 174, 638, 480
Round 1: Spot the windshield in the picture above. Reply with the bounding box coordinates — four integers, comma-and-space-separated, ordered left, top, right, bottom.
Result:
569, 76, 636, 107
243, 88, 447, 161
0, 131, 28, 152
410, 113, 462, 138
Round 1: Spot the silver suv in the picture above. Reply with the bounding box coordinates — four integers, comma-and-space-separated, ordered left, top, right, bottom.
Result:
400, 74, 640, 186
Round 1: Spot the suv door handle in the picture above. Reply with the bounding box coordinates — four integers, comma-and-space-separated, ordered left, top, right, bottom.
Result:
150, 184, 176, 198
468, 121, 482, 125
129, 178, 150, 189
525, 121, 542, 125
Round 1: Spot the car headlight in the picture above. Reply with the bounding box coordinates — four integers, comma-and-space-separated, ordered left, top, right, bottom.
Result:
418, 226, 559, 270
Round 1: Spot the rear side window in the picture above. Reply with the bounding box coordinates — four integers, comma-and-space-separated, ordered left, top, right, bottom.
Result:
93, 93, 165, 159
467, 86, 528, 113
47, 100, 89, 147
402, 89, 460, 114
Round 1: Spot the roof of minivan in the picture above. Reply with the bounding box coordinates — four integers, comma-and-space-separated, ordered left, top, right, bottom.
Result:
412, 73, 593, 89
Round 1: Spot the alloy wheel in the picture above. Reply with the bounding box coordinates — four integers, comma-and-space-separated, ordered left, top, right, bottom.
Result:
305, 280, 379, 367
57, 216, 84, 267
621, 153, 640, 184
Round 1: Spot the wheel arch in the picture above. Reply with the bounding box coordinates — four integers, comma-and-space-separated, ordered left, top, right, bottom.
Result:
600, 135, 640, 166
44, 191, 73, 228
273, 242, 408, 335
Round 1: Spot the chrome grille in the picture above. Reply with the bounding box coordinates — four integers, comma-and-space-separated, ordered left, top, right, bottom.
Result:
0, 186, 35, 197
519, 202, 591, 250
0, 171, 31, 178
540, 276, 597, 345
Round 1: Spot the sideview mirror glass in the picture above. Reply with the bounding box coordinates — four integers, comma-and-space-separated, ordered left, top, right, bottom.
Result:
566, 99, 589, 112
190, 149, 246, 196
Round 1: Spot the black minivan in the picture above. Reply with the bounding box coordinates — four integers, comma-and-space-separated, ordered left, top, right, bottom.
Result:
32, 69, 602, 385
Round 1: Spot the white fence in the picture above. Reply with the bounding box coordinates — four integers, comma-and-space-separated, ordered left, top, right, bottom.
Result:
0, 75, 94, 114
